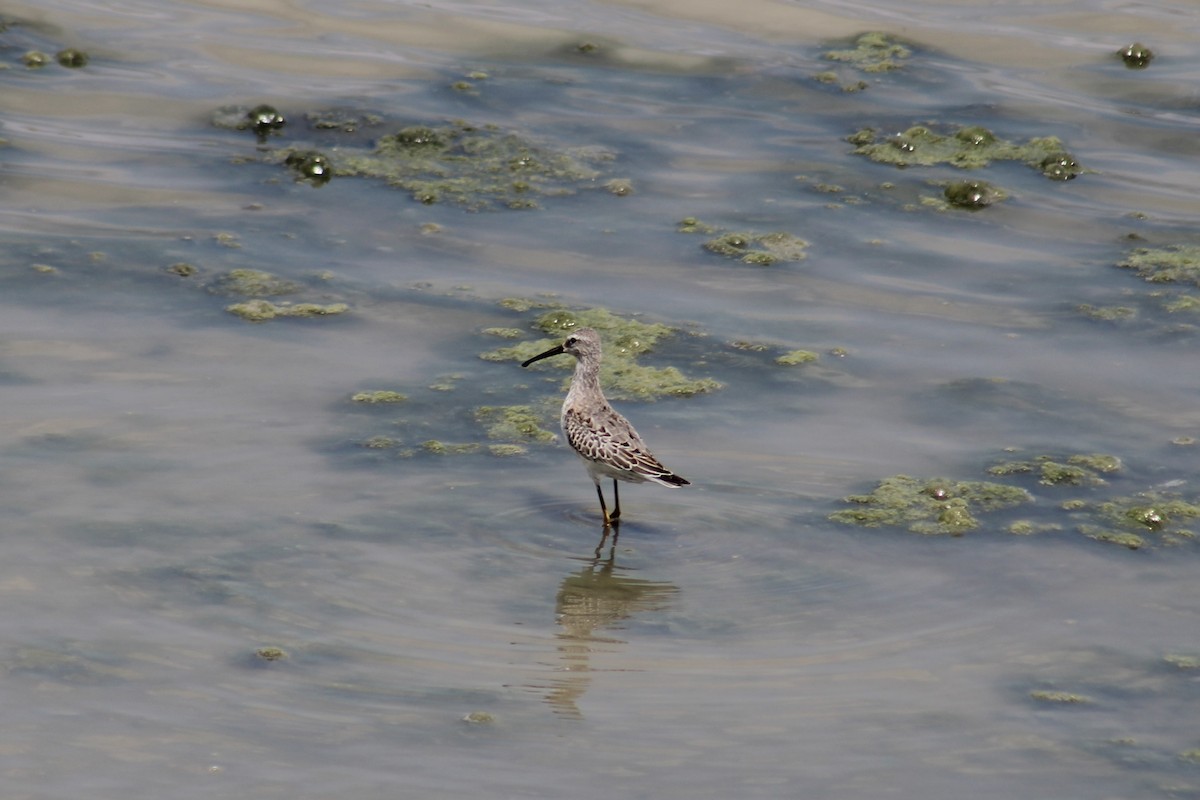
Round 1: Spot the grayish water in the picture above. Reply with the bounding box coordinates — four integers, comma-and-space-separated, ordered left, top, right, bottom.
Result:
2, 1, 1198, 797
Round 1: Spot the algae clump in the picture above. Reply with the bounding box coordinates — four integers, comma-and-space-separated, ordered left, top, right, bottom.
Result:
1118, 42, 1153, 69
680, 218, 807, 265
351, 391, 407, 404
823, 32, 911, 73
1118, 245, 1200, 287
943, 180, 1006, 209
701, 232, 808, 266
226, 300, 348, 322
1029, 690, 1091, 704
830, 475, 1032, 536
329, 120, 608, 210
421, 440, 480, 455
776, 350, 819, 366
1079, 493, 1200, 549
849, 125, 1081, 178
475, 405, 556, 443
210, 268, 300, 297
988, 453, 1121, 485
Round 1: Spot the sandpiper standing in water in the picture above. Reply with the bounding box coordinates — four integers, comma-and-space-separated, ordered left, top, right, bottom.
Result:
521, 327, 689, 526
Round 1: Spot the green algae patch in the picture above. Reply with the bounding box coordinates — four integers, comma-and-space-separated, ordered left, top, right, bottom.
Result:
1077, 493, 1200, 549
828, 450, 1200, 549
482, 307, 722, 401
254, 646, 287, 662
1030, 690, 1092, 704
225, 300, 348, 322
702, 232, 808, 265
1118, 245, 1200, 287
212, 104, 287, 139
848, 125, 1081, 178
475, 405, 556, 443
351, 391, 407, 404
1076, 304, 1135, 322
823, 32, 911, 73
943, 179, 1007, 210
361, 435, 399, 449
497, 297, 559, 313
482, 327, 524, 339
776, 350, 819, 366
22, 50, 48, 68
210, 268, 300, 297
677, 217, 718, 235
488, 443, 528, 457
55, 48, 88, 68
1164, 654, 1200, 670
679, 218, 806, 266
284, 150, 332, 185
1118, 42, 1153, 69
327, 120, 609, 210
830, 475, 1032, 536
1007, 520, 1063, 536
987, 454, 1120, 485
421, 440, 480, 455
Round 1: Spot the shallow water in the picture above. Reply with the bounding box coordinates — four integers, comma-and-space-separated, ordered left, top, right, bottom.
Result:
2, 1, 1199, 797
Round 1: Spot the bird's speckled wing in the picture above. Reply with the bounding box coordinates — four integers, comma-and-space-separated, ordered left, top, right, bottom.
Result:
563, 406, 687, 485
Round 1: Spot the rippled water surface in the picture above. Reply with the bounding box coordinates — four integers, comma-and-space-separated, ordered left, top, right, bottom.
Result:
3, 1, 1199, 797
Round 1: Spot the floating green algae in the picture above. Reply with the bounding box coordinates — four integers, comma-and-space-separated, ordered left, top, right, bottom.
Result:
848, 125, 1081, 178
776, 350, 819, 366
678, 219, 808, 266
1117, 245, 1200, 287
829, 475, 1033, 535
254, 646, 287, 662
351, 391, 408, 404
1030, 690, 1092, 704
474, 405, 557, 443
209, 268, 300, 297
677, 217, 718, 235
225, 300, 348, 322
487, 443, 528, 457
212, 104, 287, 139
481, 307, 722, 401
1073, 492, 1200, 550
482, 327, 525, 339
943, 179, 1007, 209
21, 50, 48, 68
1118, 42, 1153, 69
55, 48, 88, 68
284, 150, 332, 185
832, 451, 1199, 549
1164, 654, 1200, 670
988, 454, 1121, 486
421, 440, 480, 455
322, 120, 609, 210
1076, 304, 1136, 322
823, 32, 911, 73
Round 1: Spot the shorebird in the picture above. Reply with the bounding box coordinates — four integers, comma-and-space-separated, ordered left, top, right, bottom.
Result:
521, 327, 689, 525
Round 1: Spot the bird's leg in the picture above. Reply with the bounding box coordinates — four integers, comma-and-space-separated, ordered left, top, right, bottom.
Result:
610, 479, 621, 522
595, 482, 611, 526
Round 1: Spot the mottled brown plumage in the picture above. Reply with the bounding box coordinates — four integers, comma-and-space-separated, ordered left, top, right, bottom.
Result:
521, 327, 688, 524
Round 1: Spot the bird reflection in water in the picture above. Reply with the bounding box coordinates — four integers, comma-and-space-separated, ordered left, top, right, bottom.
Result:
541, 542, 679, 718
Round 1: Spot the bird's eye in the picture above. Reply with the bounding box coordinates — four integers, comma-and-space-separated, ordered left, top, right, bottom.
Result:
565, 337, 577, 347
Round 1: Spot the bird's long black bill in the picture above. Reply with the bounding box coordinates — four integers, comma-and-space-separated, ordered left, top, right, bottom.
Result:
520, 344, 565, 368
